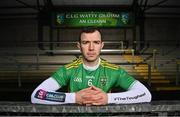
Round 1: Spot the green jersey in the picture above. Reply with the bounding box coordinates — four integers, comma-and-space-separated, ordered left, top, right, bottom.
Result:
52, 58, 135, 93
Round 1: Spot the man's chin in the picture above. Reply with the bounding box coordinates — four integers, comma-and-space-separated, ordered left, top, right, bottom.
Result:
86, 59, 97, 62
85, 57, 98, 62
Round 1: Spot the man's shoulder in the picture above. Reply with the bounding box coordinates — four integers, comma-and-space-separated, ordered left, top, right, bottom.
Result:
100, 59, 120, 70
64, 58, 83, 70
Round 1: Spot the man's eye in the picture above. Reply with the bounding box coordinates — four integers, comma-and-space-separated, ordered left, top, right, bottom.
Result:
81, 41, 88, 44
94, 41, 101, 44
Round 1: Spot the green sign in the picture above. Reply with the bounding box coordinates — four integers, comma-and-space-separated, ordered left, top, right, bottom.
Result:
55, 11, 134, 27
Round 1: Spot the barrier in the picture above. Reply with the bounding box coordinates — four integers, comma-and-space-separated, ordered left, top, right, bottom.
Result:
0, 101, 179, 116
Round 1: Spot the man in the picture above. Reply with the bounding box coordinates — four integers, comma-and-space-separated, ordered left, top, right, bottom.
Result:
31, 27, 151, 105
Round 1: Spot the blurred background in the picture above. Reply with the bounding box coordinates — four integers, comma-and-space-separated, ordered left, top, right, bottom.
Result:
0, 0, 180, 101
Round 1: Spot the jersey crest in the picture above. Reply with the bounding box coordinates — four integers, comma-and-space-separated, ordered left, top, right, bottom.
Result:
100, 76, 107, 86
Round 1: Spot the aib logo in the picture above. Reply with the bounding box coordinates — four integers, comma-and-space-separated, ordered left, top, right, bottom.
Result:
37, 89, 46, 99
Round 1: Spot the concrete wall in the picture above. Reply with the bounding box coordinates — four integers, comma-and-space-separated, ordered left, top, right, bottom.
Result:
0, 19, 37, 43
145, 18, 180, 43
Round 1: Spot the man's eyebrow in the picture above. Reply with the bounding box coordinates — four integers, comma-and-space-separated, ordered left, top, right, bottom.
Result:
93, 40, 101, 42
81, 40, 101, 42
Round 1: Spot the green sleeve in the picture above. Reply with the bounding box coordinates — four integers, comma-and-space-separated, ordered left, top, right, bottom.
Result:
115, 68, 136, 90
51, 66, 69, 87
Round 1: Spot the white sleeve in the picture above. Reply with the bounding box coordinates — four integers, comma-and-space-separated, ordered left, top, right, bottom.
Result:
31, 77, 75, 105
108, 81, 152, 104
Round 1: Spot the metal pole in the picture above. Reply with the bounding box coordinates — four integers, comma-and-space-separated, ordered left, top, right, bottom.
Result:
131, 49, 135, 70
131, 49, 135, 63
152, 49, 157, 69
120, 41, 124, 50
17, 64, 21, 87
148, 64, 151, 87
176, 62, 179, 85
36, 46, 39, 70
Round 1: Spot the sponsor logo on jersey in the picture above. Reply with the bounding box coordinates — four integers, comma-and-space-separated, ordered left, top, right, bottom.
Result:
35, 89, 66, 102
45, 92, 65, 102
86, 75, 95, 79
74, 77, 82, 82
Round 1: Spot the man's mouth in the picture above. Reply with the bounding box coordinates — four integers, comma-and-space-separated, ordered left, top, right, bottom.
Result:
87, 53, 95, 56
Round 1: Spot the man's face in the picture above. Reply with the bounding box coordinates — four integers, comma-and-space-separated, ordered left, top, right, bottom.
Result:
77, 30, 104, 62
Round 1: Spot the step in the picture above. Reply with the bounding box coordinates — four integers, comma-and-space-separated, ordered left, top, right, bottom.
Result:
150, 79, 171, 84
135, 68, 162, 72
135, 64, 148, 67
143, 76, 166, 79
155, 86, 180, 91
134, 66, 148, 71
139, 72, 164, 76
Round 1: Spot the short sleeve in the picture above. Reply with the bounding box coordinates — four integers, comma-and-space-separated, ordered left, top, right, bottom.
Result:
115, 68, 136, 90
51, 66, 69, 87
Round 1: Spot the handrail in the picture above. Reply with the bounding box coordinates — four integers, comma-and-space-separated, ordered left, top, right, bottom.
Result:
0, 41, 127, 47
0, 62, 152, 87
45, 49, 132, 55
133, 40, 179, 44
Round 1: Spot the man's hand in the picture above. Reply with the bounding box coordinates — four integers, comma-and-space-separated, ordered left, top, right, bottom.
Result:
75, 86, 108, 105
89, 86, 108, 105
75, 86, 101, 105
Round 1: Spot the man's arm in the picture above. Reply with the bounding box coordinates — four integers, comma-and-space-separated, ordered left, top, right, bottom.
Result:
31, 78, 151, 105
78, 81, 151, 105
108, 81, 152, 104
31, 77, 75, 105
31, 77, 104, 105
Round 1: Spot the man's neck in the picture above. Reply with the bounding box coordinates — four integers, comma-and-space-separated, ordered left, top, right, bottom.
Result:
82, 58, 100, 71
83, 58, 100, 67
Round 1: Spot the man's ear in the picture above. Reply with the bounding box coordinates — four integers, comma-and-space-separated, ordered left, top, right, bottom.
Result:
101, 42, 104, 49
77, 42, 80, 49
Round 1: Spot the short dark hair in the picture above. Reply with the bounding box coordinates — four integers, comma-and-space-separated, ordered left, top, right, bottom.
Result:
79, 27, 102, 42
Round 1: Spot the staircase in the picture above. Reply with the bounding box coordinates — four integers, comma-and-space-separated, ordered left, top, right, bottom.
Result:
122, 54, 180, 92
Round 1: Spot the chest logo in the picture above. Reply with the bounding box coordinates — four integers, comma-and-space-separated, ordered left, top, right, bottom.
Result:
100, 77, 107, 86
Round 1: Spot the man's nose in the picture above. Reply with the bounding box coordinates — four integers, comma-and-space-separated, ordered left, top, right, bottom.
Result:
89, 43, 94, 50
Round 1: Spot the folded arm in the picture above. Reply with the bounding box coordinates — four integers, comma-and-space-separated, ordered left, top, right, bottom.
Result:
31, 77, 75, 105
108, 81, 152, 104
31, 78, 151, 105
